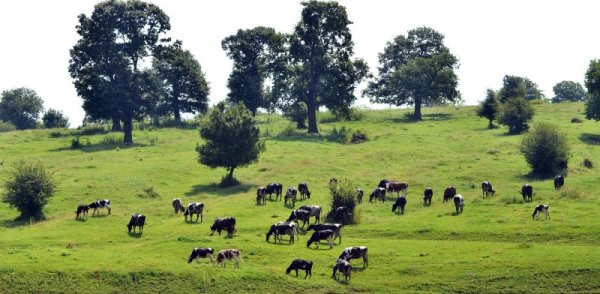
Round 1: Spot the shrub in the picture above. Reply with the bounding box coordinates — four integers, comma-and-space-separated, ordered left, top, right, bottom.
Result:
76, 124, 107, 136
42, 109, 70, 128
137, 186, 160, 199
328, 126, 351, 143
101, 134, 120, 145
326, 179, 357, 224
278, 123, 299, 137
583, 158, 593, 168
71, 137, 82, 149
0, 120, 16, 132
350, 130, 368, 144
498, 97, 534, 134
558, 187, 585, 200
1, 160, 57, 220
520, 123, 570, 176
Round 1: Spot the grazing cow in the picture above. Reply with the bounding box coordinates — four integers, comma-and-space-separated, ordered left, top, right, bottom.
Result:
184, 202, 204, 223
307, 223, 342, 244
481, 180, 496, 197
266, 183, 283, 201
127, 213, 146, 234
187, 247, 214, 264
554, 175, 564, 190
256, 187, 267, 205
298, 205, 321, 224
339, 246, 368, 268
266, 222, 297, 244
532, 204, 550, 220
285, 187, 298, 207
377, 179, 389, 189
369, 187, 386, 202
521, 184, 533, 202
423, 187, 433, 205
210, 217, 236, 236
286, 259, 313, 279
453, 194, 464, 214
306, 229, 335, 249
75, 204, 89, 219
386, 181, 408, 196
443, 186, 457, 203
392, 196, 407, 214
276, 221, 300, 240
216, 249, 241, 268
89, 199, 111, 216
172, 198, 184, 214
334, 207, 350, 223
356, 189, 364, 204
287, 209, 311, 228
332, 258, 352, 281
298, 182, 311, 200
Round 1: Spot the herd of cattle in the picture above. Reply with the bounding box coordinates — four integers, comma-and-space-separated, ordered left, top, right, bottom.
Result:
73, 174, 563, 281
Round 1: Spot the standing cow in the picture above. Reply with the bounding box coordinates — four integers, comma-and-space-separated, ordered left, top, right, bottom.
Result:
266, 183, 283, 201
532, 204, 550, 220
521, 184, 533, 202
339, 246, 368, 268
370, 187, 386, 202
89, 199, 111, 216
392, 196, 407, 214
256, 187, 267, 205
286, 259, 313, 279
482, 180, 495, 197
215, 249, 242, 268
298, 182, 311, 200
453, 194, 464, 214
443, 186, 456, 203
554, 175, 564, 190
210, 217, 236, 236
127, 213, 146, 235
332, 258, 352, 281
75, 204, 89, 219
423, 187, 433, 205
188, 247, 214, 264
184, 202, 204, 223
285, 187, 298, 207
298, 205, 321, 224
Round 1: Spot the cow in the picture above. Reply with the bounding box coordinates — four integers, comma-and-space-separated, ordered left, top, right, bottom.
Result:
377, 179, 389, 189
392, 196, 407, 214
532, 204, 550, 220
521, 184, 533, 202
298, 182, 311, 200
187, 247, 214, 264
387, 181, 408, 196
482, 180, 495, 197
256, 187, 267, 205
215, 249, 242, 268
334, 207, 350, 223
307, 223, 343, 244
356, 189, 364, 204
554, 175, 564, 190
285, 187, 298, 207
298, 205, 321, 224
287, 209, 311, 228
266, 183, 283, 201
332, 258, 352, 281
453, 194, 464, 214
127, 213, 146, 234
286, 259, 313, 279
184, 202, 204, 223
369, 187, 386, 202
172, 198, 184, 214
210, 217, 236, 236
266, 222, 297, 244
75, 204, 89, 219
443, 186, 457, 203
306, 229, 335, 249
89, 199, 111, 216
277, 221, 300, 240
423, 187, 433, 205
339, 246, 368, 268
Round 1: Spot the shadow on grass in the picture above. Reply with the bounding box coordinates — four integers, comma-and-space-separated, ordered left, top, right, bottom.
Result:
49, 142, 149, 153
386, 113, 453, 124
128, 231, 143, 238
518, 168, 568, 182
272, 133, 329, 143
0, 218, 29, 228
185, 183, 254, 197
579, 133, 600, 145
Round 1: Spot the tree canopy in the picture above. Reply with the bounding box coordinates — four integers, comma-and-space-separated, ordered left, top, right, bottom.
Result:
498, 75, 544, 102
42, 109, 70, 128
498, 97, 534, 134
476, 89, 499, 128
2, 160, 57, 220
552, 81, 585, 103
585, 60, 600, 121
0, 87, 44, 130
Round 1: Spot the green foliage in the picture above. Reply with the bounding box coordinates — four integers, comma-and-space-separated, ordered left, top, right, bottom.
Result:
0, 87, 44, 130
0, 120, 16, 132
327, 179, 357, 224
584, 60, 600, 121
196, 102, 265, 185
552, 81, 585, 103
328, 125, 351, 143
520, 123, 570, 175
350, 129, 368, 144
137, 186, 160, 199
42, 109, 70, 129
71, 137, 82, 149
281, 101, 307, 129
498, 97, 534, 134
498, 75, 544, 102
1, 160, 57, 220
476, 89, 499, 128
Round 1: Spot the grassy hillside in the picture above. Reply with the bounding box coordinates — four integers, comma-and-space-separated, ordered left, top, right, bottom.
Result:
1, 102, 599, 293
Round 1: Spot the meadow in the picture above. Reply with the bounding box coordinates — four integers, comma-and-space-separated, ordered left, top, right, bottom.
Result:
1, 102, 599, 293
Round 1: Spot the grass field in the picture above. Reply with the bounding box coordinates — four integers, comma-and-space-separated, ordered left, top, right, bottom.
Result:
1, 102, 600, 293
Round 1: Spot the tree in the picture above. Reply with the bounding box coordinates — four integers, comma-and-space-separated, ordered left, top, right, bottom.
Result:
498, 97, 534, 134
69, 0, 171, 143
0, 87, 44, 129
498, 75, 544, 102
42, 109, 70, 128
365, 27, 459, 120
552, 81, 585, 103
285, 1, 369, 133
584, 60, 600, 121
222, 27, 286, 116
2, 160, 57, 220
153, 40, 210, 122
520, 123, 570, 176
476, 89, 499, 128
196, 102, 265, 186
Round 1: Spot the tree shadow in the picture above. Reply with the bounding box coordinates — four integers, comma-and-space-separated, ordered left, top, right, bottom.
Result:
185, 183, 254, 197
0, 218, 28, 228
273, 133, 329, 143
49, 142, 148, 153
518, 168, 568, 181
579, 133, 600, 145
422, 113, 452, 121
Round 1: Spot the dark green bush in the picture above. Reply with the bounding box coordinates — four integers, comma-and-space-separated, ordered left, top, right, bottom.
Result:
520, 122, 570, 175
326, 179, 358, 224
498, 97, 534, 134
328, 126, 351, 143
71, 137, 82, 149
350, 130, 368, 144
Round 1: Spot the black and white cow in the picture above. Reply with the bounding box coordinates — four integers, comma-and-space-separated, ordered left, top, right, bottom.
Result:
266, 183, 283, 201
356, 189, 364, 204
482, 180, 495, 197
377, 179, 389, 189
286, 259, 313, 279
184, 202, 204, 223
532, 205, 550, 220
89, 199, 111, 216
285, 187, 298, 207
187, 247, 214, 264
127, 213, 146, 234
443, 186, 457, 203
521, 184, 533, 202
423, 187, 433, 205
75, 204, 89, 219
298, 182, 311, 200
256, 187, 267, 205
210, 217, 236, 236
554, 175, 564, 190
298, 205, 321, 224
339, 246, 368, 268
453, 194, 464, 214
266, 222, 297, 244
287, 209, 311, 228
369, 187, 386, 202
172, 198, 184, 214
386, 181, 408, 196
216, 249, 242, 268
306, 229, 335, 249
392, 196, 407, 214
332, 258, 352, 281
307, 223, 343, 244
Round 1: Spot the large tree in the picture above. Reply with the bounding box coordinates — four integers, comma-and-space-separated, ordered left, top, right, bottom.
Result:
585, 60, 600, 121
0, 87, 44, 130
222, 27, 286, 116
153, 41, 210, 122
364, 27, 459, 120
552, 81, 585, 103
42, 109, 70, 128
476, 89, 499, 129
498, 75, 544, 102
69, 0, 171, 144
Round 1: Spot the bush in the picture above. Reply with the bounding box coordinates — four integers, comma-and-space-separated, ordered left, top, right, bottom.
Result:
76, 124, 107, 136
558, 187, 585, 199
350, 130, 368, 144
520, 123, 570, 176
326, 179, 357, 224
498, 97, 534, 134
0, 120, 16, 132
71, 137, 82, 149
583, 158, 593, 168
328, 126, 351, 143
1, 160, 57, 220
42, 109, 70, 129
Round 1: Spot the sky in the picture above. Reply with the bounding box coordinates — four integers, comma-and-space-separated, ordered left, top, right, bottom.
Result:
1, 0, 599, 127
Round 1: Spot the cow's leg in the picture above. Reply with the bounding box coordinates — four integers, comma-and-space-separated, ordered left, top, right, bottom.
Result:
208, 254, 214, 265
328, 237, 333, 249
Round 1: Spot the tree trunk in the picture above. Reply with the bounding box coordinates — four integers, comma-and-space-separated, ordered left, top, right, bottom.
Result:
227, 166, 235, 182
488, 119, 494, 129
307, 70, 319, 133
123, 116, 133, 145
414, 96, 423, 120
173, 98, 181, 123
111, 116, 122, 132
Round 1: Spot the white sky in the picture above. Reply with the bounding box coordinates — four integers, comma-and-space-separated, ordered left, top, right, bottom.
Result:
1, 0, 599, 126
